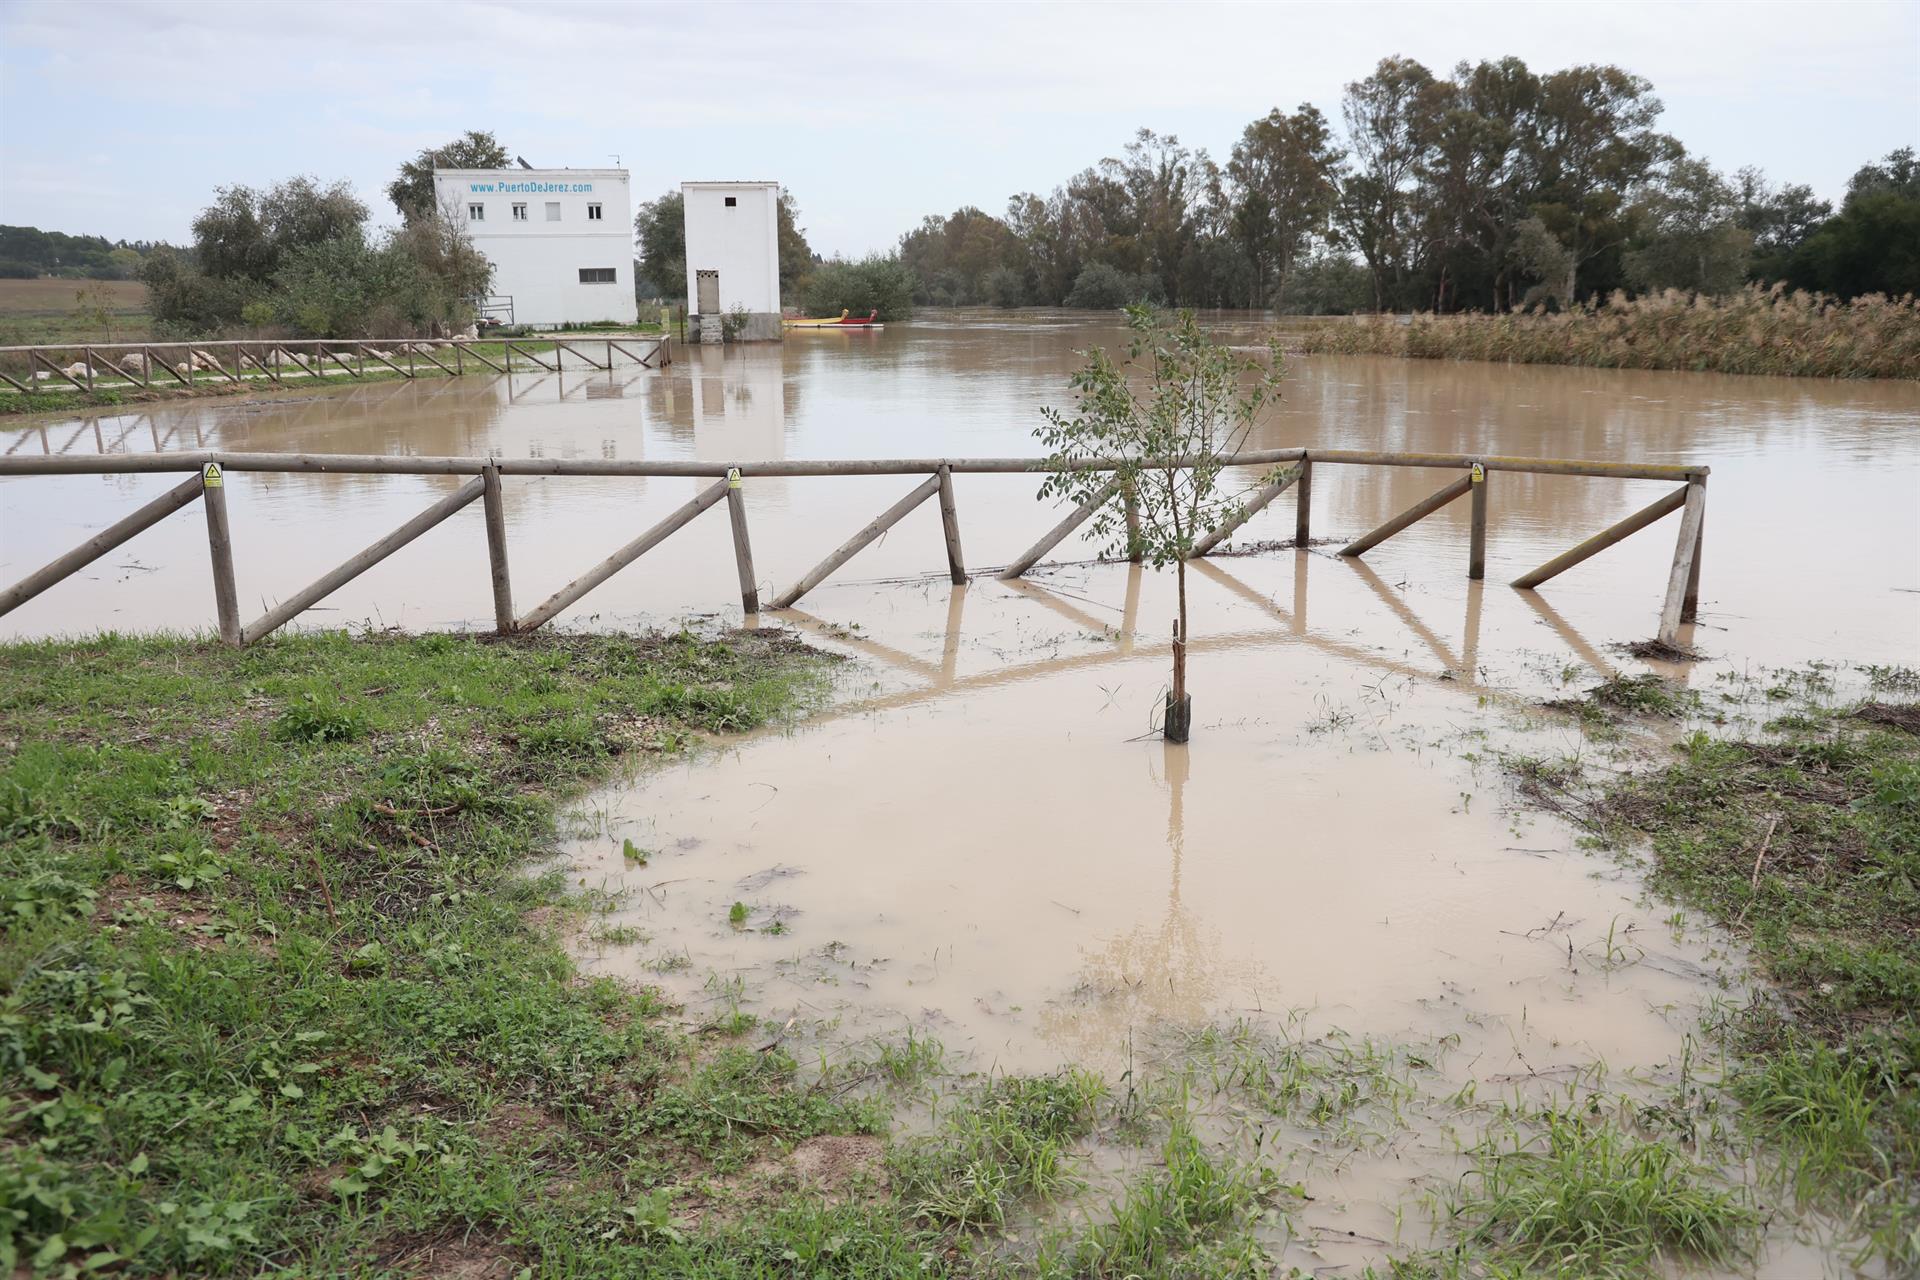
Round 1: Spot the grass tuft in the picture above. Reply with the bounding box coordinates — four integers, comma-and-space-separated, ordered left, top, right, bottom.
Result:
1453, 1107, 1756, 1278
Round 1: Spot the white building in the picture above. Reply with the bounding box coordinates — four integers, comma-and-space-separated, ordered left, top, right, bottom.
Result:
433, 167, 637, 329
681, 181, 782, 342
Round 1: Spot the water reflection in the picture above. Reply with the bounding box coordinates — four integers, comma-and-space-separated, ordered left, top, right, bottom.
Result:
1040, 740, 1262, 1063
2, 312, 1915, 665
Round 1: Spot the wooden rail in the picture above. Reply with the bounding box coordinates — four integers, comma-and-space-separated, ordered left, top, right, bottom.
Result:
0, 447, 1709, 646
0, 335, 670, 395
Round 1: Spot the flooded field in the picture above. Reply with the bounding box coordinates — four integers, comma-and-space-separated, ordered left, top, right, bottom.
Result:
5, 312, 1918, 1274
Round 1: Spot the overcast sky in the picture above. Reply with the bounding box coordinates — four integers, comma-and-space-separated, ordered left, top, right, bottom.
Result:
3, 0, 1916, 256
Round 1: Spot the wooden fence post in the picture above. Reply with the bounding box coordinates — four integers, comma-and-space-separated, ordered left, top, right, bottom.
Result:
1657, 480, 1708, 646
1468, 462, 1488, 580
726, 469, 759, 613
1681, 477, 1705, 623
937, 465, 967, 584
481, 464, 514, 633
201, 462, 242, 646
1294, 459, 1312, 546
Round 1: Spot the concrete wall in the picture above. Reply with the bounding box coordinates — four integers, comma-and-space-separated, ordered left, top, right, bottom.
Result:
681, 182, 781, 328
433, 168, 638, 328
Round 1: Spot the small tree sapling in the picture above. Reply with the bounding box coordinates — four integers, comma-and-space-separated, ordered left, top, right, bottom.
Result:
1036, 307, 1287, 741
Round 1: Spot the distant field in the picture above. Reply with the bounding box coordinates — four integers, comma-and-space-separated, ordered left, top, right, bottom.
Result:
0, 276, 152, 345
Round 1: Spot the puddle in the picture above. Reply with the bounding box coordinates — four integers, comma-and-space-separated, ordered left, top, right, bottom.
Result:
552, 557, 1829, 1271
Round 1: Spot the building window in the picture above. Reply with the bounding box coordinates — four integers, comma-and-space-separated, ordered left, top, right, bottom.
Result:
579, 268, 617, 284
511, 203, 527, 221
587, 203, 603, 221
724, 196, 737, 207
545, 202, 562, 221
467, 203, 485, 221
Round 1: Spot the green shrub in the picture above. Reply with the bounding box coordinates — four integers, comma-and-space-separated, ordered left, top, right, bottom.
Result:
800, 255, 917, 321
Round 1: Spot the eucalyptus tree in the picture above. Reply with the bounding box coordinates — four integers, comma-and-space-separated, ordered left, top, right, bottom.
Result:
1227, 104, 1344, 309
1333, 56, 1438, 310
1625, 157, 1752, 295
1521, 65, 1675, 302
1036, 308, 1286, 742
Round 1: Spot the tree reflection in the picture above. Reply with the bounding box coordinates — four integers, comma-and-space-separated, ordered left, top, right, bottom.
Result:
1038, 739, 1265, 1063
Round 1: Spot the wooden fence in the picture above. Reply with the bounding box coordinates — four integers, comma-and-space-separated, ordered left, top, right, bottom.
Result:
0, 335, 669, 395
0, 447, 1709, 647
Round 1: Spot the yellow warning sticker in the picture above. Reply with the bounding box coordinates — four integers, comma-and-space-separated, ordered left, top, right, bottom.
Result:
202, 462, 223, 488
1470, 462, 1485, 483
727, 468, 742, 489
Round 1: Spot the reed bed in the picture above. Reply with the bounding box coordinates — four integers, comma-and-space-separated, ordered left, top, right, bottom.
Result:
1297, 286, 1920, 380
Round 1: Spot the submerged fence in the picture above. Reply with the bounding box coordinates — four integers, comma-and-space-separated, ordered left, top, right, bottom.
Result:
0, 335, 669, 395
0, 447, 1708, 647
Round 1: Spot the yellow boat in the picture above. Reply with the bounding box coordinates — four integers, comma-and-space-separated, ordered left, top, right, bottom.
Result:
784, 309, 884, 330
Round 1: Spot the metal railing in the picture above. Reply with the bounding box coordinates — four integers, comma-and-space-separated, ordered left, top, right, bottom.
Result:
0, 447, 1709, 647
0, 334, 669, 395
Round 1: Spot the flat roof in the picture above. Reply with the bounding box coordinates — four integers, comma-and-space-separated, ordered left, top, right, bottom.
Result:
435, 167, 629, 177
681, 180, 779, 188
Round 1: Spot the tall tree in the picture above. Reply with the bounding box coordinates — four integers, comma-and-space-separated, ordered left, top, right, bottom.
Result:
633, 190, 686, 302
191, 177, 366, 283
1333, 56, 1438, 310
1521, 65, 1674, 302
1784, 148, 1920, 299
1624, 157, 1751, 295
1735, 166, 1831, 273
776, 188, 815, 297
388, 130, 511, 224
1227, 104, 1344, 308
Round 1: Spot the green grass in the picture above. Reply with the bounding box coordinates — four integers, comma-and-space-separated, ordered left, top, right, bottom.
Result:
1447, 1106, 1756, 1278
1039, 1117, 1277, 1280
891, 1070, 1106, 1230
1522, 688, 1920, 1270
0, 627, 892, 1276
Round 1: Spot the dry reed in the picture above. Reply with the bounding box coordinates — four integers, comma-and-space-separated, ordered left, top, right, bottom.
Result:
1296, 286, 1920, 380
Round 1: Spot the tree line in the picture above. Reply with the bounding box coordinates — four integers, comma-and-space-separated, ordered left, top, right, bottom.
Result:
883, 56, 1916, 313
135, 133, 508, 338
0, 227, 174, 280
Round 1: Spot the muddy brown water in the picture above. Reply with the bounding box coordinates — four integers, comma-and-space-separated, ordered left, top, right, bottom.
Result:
5, 311, 1917, 1275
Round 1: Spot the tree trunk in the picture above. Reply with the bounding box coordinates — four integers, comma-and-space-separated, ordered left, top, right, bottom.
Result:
1172, 556, 1188, 702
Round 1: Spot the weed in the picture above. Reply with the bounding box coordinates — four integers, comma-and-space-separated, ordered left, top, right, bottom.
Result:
1452, 1106, 1757, 1278
1042, 1114, 1276, 1278
272, 690, 365, 743
892, 1070, 1106, 1229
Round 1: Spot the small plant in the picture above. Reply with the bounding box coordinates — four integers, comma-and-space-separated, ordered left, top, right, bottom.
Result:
620, 837, 650, 865
727, 901, 749, 929
273, 691, 364, 744
149, 847, 228, 891
892, 1070, 1105, 1229
617, 1187, 683, 1244
1036, 307, 1286, 741
1456, 1106, 1757, 1277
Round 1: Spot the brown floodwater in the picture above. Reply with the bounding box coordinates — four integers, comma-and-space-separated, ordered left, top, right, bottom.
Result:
5, 312, 1916, 1275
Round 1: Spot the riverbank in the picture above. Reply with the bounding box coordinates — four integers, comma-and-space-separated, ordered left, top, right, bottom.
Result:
1519, 667, 1920, 1274
1295, 287, 1920, 380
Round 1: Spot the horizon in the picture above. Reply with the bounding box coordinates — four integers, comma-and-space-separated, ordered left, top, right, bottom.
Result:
2, 0, 1916, 256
